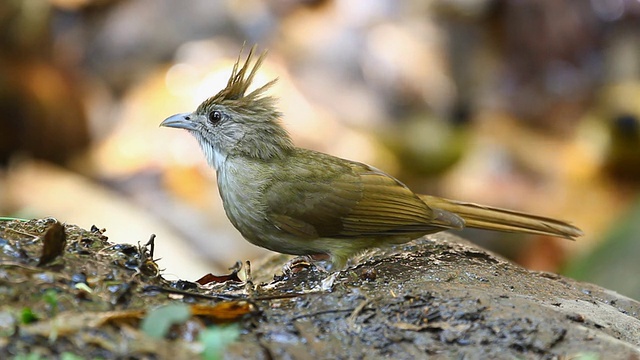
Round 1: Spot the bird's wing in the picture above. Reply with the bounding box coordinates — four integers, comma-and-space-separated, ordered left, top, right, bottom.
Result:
263, 151, 463, 239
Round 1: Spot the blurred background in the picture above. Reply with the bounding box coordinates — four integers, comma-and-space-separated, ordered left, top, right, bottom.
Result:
1, 0, 639, 299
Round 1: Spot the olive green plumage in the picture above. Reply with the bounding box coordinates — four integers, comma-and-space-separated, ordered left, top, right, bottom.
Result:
161, 45, 582, 269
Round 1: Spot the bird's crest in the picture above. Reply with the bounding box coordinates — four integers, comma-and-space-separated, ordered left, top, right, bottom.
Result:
197, 45, 276, 112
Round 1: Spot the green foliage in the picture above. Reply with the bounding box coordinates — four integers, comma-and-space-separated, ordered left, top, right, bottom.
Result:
20, 307, 37, 324
563, 196, 640, 300
12, 352, 83, 360
140, 303, 191, 339
199, 325, 240, 360
60, 352, 85, 360
43, 289, 59, 315
0, 217, 29, 222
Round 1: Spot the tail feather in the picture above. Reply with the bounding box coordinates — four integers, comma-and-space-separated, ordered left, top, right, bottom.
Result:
420, 195, 583, 240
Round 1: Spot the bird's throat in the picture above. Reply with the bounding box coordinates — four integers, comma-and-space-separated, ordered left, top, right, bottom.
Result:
194, 132, 227, 170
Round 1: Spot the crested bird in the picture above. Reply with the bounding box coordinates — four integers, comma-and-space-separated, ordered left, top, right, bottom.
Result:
161, 46, 582, 269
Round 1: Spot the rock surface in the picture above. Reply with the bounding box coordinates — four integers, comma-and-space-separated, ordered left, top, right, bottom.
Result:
233, 233, 640, 359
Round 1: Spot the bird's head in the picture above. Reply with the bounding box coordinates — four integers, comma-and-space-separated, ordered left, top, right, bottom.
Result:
161, 45, 293, 169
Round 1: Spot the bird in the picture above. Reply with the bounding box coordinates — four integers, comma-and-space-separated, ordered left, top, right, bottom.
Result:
161, 45, 583, 270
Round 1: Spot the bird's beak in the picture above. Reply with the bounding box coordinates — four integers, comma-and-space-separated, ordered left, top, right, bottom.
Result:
160, 113, 198, 130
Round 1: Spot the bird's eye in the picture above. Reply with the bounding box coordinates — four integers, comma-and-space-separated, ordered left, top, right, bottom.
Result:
208, 110, 223, 125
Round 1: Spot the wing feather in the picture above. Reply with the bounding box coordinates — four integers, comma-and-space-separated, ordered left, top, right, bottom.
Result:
264, 150, 463, 239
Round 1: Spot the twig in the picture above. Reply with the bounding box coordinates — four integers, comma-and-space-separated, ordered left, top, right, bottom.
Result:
348, 298, 373, 332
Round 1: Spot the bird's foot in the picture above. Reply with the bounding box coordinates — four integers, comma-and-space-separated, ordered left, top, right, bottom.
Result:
281, 254, 339, 291
320, 272, 338, 291
282, 254, 331, 275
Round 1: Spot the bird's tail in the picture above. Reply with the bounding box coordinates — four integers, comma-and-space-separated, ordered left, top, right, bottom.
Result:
419, 195, 583, 240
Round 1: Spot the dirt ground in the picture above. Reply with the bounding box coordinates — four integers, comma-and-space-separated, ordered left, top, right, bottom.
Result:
1, 219, 639, 359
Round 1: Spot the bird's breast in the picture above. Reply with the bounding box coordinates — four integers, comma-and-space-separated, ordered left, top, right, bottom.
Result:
216, 158, 273, 243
